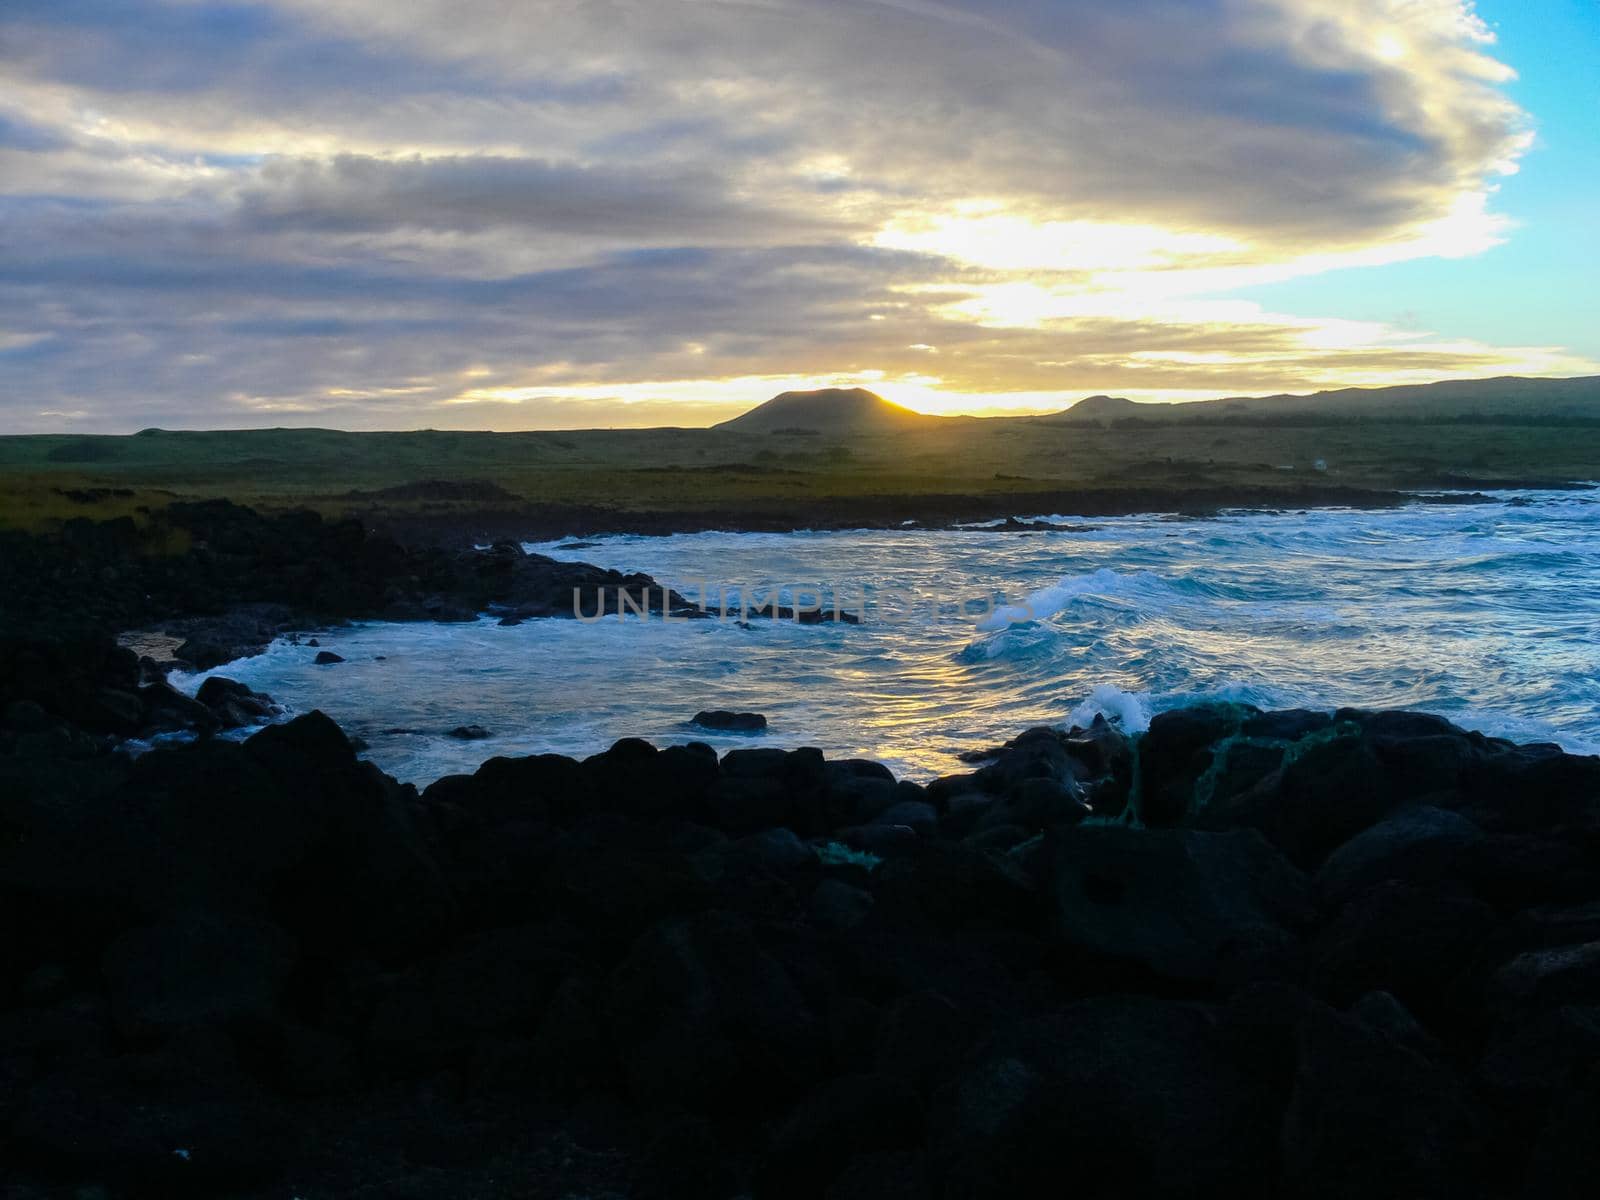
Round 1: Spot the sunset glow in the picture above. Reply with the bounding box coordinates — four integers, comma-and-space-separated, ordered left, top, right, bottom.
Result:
1, 0, 1595, 430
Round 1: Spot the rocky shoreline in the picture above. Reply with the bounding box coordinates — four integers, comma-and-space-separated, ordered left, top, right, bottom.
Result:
5, 635, 1600, 1196
0, 500, 857, 674
6, 498, 1600, 1196
362, 483, 1424, 546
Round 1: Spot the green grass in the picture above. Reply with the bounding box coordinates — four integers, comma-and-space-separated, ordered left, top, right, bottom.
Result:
1, 420, 1596, 532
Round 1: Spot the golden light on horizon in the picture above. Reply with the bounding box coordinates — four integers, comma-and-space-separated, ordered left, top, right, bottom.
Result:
870, 207, 1243, 274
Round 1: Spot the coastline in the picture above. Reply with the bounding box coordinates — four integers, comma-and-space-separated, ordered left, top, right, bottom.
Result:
0, 486, 1510, 675
5, 489, 1600, 1195
362, 482, 1458, 545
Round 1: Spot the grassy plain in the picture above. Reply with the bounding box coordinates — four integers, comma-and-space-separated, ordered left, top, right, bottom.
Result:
1, 419, 1596, 536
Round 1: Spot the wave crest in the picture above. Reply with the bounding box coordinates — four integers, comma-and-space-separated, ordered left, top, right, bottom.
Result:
974, 568, 1178, 632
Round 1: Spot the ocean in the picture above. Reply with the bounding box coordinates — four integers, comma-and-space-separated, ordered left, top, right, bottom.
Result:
172, 490, 1600, 785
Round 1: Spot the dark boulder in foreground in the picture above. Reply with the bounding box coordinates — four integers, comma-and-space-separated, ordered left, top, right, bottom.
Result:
694, 709, 769, 732
4, 691, 1600, 1196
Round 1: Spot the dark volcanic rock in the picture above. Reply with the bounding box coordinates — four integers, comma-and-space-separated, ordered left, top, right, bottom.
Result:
101, 910, 296, 1037
1314, 805, 1482, 906
313, 650, 345, 664
874, 842, 1039, 932
755, 1072, 924, 1200
693, 710, 769, 732
1137, 704, 1246, 826
195, 675, 280, 728
1490, 940, 1600, 1014
1047, 825, 1312, 985
1284, 999, 1482, 1199
606, 911, 824, 1112
1198, 731, 1399, 869
931, 996, 1275, 1198
136, 679, 221, 736
11, 1049, 291, 1189
1310, 883, 1497, 1021
5, 679, 1600, 1197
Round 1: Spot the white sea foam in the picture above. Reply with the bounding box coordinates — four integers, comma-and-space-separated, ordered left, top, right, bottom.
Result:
973, 567, 1174, 632
1066, 684, 1153, 732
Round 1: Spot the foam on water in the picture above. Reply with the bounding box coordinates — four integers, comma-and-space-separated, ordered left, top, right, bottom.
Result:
175, 491, 1600, 783
973, 568, 1177, 632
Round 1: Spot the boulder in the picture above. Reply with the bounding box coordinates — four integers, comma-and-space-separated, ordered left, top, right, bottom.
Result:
1061, 712, 1135, 781
693, 710, 768, 732
971, 727, 1089, 797
1136, 705, 1244, 825
1199, 733, 1398, 868
874, 843, 1039, 932
605, 911, 824, 1112
1283, 999, 1481, 1199
636, 1114, 740, 1200
754, 1072, 924, 1200
1508, 900, 1600, 950
1314, 805, 1482, 907
1479, 1005, 1600, 1098
313, 651, 345, 665
725, 827, 817, 876
422, 752, 584, 827
1490, 941, 1600, 1014
709, 775, 793, 835
137, 680, 220, 737
194, 676, 279, 729
834, 823, 920, 857
427, 921, 580, 1034
1460, 835, 1600, 911
825, 1151, 929, 1200
583, 738, 723, 820
1310, 883, 1496, 1022
1458, 744, 1600, 835
101, 911, 296, 1038
930, 996, 1274, 1198
11, 1050, 290, 1189
1521, 1064, 1600, 1198
873, 800, 938, 836
873, 990, 973, 1094
1047, 825, 1311, 984
826, 772, 901, 825
1240, 708, 1333, 740
971, 775, 1092, 834
809, 878, 875, 931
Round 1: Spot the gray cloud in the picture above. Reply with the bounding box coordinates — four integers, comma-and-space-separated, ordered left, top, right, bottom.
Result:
0, 0, 1567, 431
233, 153, 857, 244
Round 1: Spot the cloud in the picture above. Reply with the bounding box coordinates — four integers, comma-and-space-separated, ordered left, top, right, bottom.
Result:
232, 153, 858, 245
0, 0, 1587, 431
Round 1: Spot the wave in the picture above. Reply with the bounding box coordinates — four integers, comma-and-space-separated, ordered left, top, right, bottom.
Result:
1063, 680, 1297, 735
973, 568, 1183, 632
1066, 684, 1153, 732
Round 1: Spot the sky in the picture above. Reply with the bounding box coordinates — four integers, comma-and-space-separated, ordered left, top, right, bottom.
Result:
0, 0, 1596, 432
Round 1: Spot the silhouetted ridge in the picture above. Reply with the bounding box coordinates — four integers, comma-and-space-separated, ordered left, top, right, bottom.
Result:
714, 387, 936, 433
1050, 375, 1600, 425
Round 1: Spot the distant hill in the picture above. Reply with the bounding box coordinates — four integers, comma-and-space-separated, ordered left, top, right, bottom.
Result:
1051, 376, 1600, 425
1056, 395, 1143, 423
713, 387, 937, 435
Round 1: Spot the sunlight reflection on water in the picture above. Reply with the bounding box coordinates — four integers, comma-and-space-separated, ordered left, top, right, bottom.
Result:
174, 492, 1600, 784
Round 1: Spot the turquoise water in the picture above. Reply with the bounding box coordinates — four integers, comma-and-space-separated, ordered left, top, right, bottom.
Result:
174, 491, 1600, 784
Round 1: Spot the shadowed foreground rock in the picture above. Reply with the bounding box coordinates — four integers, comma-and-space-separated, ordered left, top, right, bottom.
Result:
4, 686, 1600, 1197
